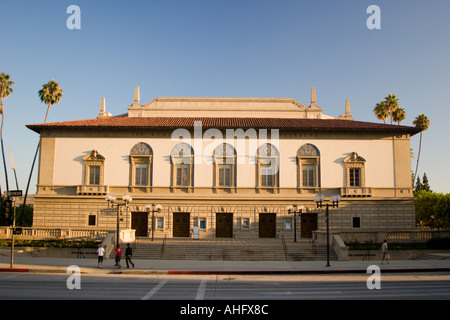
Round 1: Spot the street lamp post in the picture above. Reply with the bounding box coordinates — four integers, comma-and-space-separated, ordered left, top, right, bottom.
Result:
145, 203, 162, 241
105, 194, 132, 245
314, 194, 340, 267
286, 204, 305, 242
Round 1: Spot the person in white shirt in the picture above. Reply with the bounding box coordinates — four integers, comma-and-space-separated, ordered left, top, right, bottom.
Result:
381, 240, 389, 264
97, 244, 105, 269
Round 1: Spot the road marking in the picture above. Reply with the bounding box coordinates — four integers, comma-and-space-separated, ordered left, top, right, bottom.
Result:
195, 277, 207, 300
141, 278, 169, 300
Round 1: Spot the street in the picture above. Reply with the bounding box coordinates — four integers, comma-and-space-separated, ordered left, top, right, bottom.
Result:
1, 272, 450, 300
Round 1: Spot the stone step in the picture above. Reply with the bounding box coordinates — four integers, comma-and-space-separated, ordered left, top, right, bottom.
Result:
414, 253, 450, 260
128, 239, 338, 261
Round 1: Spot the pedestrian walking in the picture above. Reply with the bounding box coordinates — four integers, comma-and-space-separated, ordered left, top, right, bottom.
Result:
115, 244, 122, 268
380, 239, 389, 264
126, 243, 135, 268
97, 244, 105, 269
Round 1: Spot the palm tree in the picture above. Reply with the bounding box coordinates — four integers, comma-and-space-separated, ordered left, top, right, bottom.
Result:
21, 80, 63, 226
38, 80, 63, 123
392, 107, 406, 125
0, 73, 15, 193
384, 93, 400, 124
373, 101, 388, 123
412, 114, 430, 182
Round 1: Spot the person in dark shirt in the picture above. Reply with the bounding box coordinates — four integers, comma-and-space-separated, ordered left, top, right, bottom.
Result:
126, 243, 135, 268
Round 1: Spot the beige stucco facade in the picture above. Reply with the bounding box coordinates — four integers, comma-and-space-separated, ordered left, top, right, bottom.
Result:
28, 88, 420, 240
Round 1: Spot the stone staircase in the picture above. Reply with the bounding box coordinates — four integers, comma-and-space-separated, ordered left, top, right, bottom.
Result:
128, 238, 338, 261
414, 253, 450, 260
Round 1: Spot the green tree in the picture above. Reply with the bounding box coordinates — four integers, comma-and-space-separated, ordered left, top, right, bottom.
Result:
0, 73, 14, 193
38, 80, 63, 123
392, 107, 406, 125
421, 173, 432, 192
21, 80, 63, 226
373, 94, 404, 125
414, 176, 424, 193
415, 191, 450, 230
413, 114, 430, 181
373, 101, 388, 123
414, 173, 432, 193
384, 93, 400, 124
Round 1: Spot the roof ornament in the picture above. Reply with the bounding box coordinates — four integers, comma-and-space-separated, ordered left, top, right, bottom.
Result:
345, 99, 351, 115
97, 97, 112, 118
100, 97, 105, 113
338, 99, 354, 120
130, 85, 142, 108
134, 86, 140, 104
310, 87, 317, 107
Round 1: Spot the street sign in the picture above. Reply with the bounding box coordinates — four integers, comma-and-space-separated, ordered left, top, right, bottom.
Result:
7, 190, 22, 197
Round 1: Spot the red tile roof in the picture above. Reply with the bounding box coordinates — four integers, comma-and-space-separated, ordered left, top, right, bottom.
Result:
26, 116, 422, 136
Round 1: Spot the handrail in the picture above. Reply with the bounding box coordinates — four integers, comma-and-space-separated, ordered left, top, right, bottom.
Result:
133, 236, 138, 250
311, 236, 317, 257
160, 235, 167, 259
281, 235, 287, 260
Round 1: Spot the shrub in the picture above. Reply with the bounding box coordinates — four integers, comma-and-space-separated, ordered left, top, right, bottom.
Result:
0, 239, 100, 248
427, 237, 450, 249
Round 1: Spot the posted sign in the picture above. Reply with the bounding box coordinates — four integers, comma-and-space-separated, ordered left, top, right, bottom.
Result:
7, 190, 22, 197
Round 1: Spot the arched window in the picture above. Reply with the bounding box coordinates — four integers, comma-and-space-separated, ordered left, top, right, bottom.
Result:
297, 144, 320, 189
171, 142, 194, 190
213, 143, 236, 190
130, 142, 153, 189
257, 143, 279, 190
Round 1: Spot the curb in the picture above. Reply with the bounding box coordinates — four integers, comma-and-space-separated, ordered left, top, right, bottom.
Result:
112, 267, 450, 275
3, 267, 450, 275
0, 268, 30, 273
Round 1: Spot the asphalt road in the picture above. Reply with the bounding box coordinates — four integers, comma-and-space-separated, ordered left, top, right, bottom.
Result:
1, 272, 450, 301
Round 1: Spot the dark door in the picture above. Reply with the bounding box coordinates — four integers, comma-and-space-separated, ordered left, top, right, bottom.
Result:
259, 213, 276, 238
173, 212, 190, 237
131, 212, 148, 237
216, 213, 233, 238
300, 213, 318, 238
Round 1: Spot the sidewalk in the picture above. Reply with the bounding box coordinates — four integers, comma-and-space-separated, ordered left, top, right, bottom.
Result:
1, 255, 450, 275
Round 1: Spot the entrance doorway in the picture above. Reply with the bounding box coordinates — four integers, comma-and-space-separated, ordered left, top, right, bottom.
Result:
216, 213, 233, 238
259, 213, 276, 238
173, 212, 190, 237
131, 212, 148, 237
300, 213, 318, 238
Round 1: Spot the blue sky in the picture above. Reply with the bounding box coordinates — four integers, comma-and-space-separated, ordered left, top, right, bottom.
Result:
1, 0, 449, 194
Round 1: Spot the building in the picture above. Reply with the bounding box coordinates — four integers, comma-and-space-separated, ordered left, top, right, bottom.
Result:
26, 87, 421, 240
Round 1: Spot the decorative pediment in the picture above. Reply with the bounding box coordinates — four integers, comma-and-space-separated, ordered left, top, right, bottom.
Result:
83, 150, 105, 161
344, 152, 366, 163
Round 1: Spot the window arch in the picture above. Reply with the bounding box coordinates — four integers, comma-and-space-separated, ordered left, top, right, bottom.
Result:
213, 143, 236, 190
171, 142, 194, 190
130, 142, 153, 190
297, 144, 320, 190
257, 143, 279, 190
